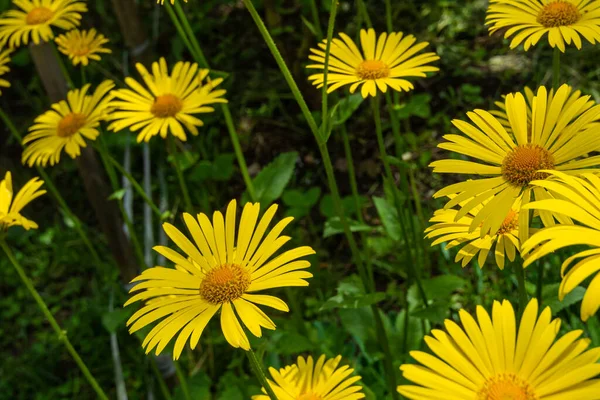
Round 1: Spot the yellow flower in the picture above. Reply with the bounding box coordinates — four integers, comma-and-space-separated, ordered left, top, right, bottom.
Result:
157, 0, 187, 4
0, 48, 12, 95
252, 355, 366, 400
55, 28, 111, 66
125, 199, 315, 359
486, 0, 600, 52
522, 171, 600, 321
306, 28, 439, 98
108, 58, 227, 143
0, 171, 45, 230
426, 196, 522, 270
398, 298, 600, 399
22, 80, 115, 167
0, 0, 87, 49
430, 84, 600, 243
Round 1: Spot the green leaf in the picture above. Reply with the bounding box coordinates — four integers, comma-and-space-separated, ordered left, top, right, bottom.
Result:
409, 275, 467, 305
250, 152, 298, 206
282, 187, 321, 208
410, 301, 449, 324
174, 372, 211, 400
330, 93, 365, 127
189, 153, 235, 183
101, 308, 134, 333
372, 196, 402, 241
301, 16, 319, 37
542, 284, 586, 314
274, 331, 314, 355
394, 94, 431, 120
108, 188, 126, 201
319, 194, 366, 218
323, 217, 372, 238
320, 292, 386, 311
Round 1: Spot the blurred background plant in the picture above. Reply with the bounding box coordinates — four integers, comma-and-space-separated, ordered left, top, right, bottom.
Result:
2, 0, 600, 399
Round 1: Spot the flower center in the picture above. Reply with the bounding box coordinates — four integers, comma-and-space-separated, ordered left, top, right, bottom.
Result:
199, 264, 250, 304
70, 44, 91, 57
356, 60, 390, 80
496, 209, 519, 235
26, 7, 54, 25
150, 94, 183, 118
501, 144, 554, 187
537, 1, 580, 27
57, 113, 87, 137
298, 394, 321, 400
478, 374, 538, 400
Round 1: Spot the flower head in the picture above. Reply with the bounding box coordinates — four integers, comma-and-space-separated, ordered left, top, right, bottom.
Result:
0, 171, 45, 230
22, 80, 115, 167
108, 58, 227, 143
157, 0, 187, 4
430, 84, 600, 243
253, 355, 365, 400
0, 0, 87, 48
0, 48, 12, 95
55, 28, 111, 66
307, 28, 439, 98
523, 171, 600, 321
486, 0, 600, 52
426, 196, 522, 270
125, 199, 315, 359
398, 298, 600, 399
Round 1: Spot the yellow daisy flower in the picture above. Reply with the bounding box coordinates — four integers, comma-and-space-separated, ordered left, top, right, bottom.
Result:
522, 171, 600, 321
0, 48, 12, 95
22, 80, 115, 167
486, 0, 600, 52
430, 84, 600, 243
0, 0, 87, 49
398, 298, 600, 399
306, 28, 439, 98
158, 0, 187, 4
125, 199, 315, 359
252, 354, 366, 400
0, 171, 46, 231
426, 196, 522, 270
55, 28, 111, 66
108, 58, 227, 143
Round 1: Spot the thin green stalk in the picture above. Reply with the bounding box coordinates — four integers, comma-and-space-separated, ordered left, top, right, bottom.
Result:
174, 361, 192, 400
165, 3, 257, 202
407, 168, 426, 236
384, 0, 393, 32
514, 262, 528, 318
150, 358, 173, 400
95, 139, 148, 270
0, 240, 109, 400
246, 349, 278, 400
308, 0, 323, 39
168, 136, 194, 212
320, 0, 338, 137
51, 42, 75, 89
371, 97, 428, 306
103, 151, 163, 219
0, 107, 103, 266
371, 304, 398, 400
552, 47, 560, 90
355, 0, 372, 28
536, 261, 544, 305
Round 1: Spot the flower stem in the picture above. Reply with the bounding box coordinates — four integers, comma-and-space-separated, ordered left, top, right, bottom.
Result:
246, 349, 278, 400
165, 2, 258, 202
0, 240, 109, 400
0, 107, 103, 267
355, 0, 372, 28
174, 361, 192, 400
514, 261, 528, 318
308, 0, 323, 39
168, 136, 194, 212
384, 0, 393, 31
552, 47, 560, 90
320, 0, 338, 137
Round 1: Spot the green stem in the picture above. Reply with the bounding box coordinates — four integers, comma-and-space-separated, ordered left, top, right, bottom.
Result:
246, 349, 278, 400
150, 358, 173, 400
0, 107, 103, 266
165, 3, 257, 202
384, 0, 393, 31
355, 0, 372, 28
371, 304, 398, 400
552, 47, 560, 90
514, 262, 528, 317
536, 261, 544, 306
51, 42, 75, 89
174, 361, 192, 400
0, 240, 109, 400
407, 168, 426, 233
320, 0, 338, 137
308, 0, 323, 39
103, 151, 163, 219
168, 136, 194, 212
